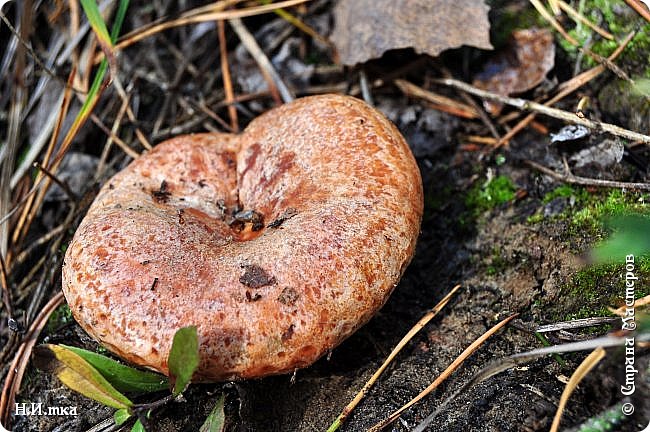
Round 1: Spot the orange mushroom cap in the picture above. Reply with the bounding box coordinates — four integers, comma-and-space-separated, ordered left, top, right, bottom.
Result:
62, 94, 423, 381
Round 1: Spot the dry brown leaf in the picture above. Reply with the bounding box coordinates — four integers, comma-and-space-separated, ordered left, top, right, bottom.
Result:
331, 0, 492, 65
473, 28, 555, 114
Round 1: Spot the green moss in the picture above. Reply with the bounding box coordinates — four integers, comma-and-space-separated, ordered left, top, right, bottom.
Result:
542, 185, 584, 204
465, 175, 517, 216
560, 258, 650, 320
558, 0, 650, 77
570, 189, 650, 233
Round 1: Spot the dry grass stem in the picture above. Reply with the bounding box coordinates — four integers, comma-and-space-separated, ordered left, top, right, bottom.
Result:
0, 292, 64, 429
327, 284, 462, 432
395, 79, 479, 119
218, 19, 239, 131
556, 0, 614, 39
550, 347, 606, 432
228, 17, 294, 103
525, 159, 650, 191
367, 313, 518, 432
114, 0, 312, 53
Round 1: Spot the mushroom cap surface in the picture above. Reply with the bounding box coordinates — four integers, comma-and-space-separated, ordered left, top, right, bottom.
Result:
62, 94, 423, 381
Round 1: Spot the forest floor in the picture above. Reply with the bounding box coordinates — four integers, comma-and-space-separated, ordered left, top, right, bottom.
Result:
1, 1, 649, 431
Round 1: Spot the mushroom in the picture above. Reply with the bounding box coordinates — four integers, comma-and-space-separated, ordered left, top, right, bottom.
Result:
62, 94, 423, 381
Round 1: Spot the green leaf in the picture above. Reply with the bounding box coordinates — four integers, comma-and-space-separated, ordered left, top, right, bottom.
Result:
33, 344, 132, 409
168, 326, 199, 396
131, 419, 145, 432
55, 0, 129, 170
592, 215, 650, 263
61, 345, 168, 393
79, 0, 112, 50
110, 0, 130, 44
199, 394, 226, 432
114, 408, 131, 426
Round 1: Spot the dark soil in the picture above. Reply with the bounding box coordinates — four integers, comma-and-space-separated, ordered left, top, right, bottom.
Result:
1, 1, 649, 431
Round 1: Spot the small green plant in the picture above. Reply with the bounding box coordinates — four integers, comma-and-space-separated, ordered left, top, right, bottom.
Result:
465, 174, 517, 215
34, 326, 224, 431
46, 304, 73, 334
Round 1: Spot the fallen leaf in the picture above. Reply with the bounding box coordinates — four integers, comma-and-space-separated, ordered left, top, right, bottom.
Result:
473, 28, 555, 114
33, 344, 133, 410
331, 0, 492, 65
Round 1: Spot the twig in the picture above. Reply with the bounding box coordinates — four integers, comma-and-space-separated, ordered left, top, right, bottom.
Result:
524, 159, 650, 191
32, 162, 77, 201
0, 252, 12, 317
97, 89, 131, 177
497, 31, 635, 146
13, 223, 66, 266
0, 292, 64, 428
228, 17, 294, 104
359, 70, 374, 106
0, 11, 87, 95
624, 0, 650, 22
90, 113, 141, 159
435, 78, 650, 145
326, 285, 462, 432
367, 313, 518, 432
218, 19, 239, 131
394, 79, 479, 119
610, 294, 650, 316
556, 0, 614, 40
535, 317, 620, 333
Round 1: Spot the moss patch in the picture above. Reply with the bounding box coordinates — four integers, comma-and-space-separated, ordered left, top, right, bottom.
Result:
465, 175, 517, 216
570, 189, 650, 234
529, 186, 649, 233
557, 0, 650, 77
557, 258, 650, 321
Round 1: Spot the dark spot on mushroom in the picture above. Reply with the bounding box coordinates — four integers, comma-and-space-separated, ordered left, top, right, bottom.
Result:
151, 180, 171, 203
141, 260, 150, 265
150, 277, 159, 291
281, 324, 295, 342
267, 208, 298, 228
108, 183, 115, 189
277, 287, 299, 305
245, 291, 262, 302
177, 209, 185, 224
239, 264, 276, 288
232, 209, 264, 231
198, 179, 207, 188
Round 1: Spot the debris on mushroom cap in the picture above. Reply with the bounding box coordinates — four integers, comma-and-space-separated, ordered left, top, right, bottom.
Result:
62, 94, 424, 381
